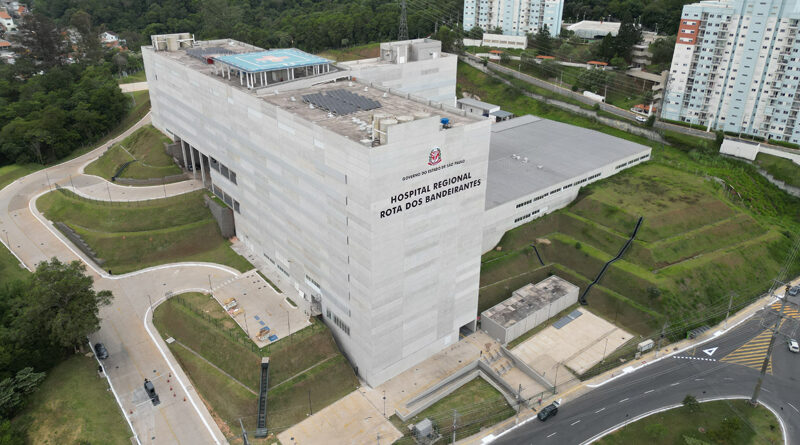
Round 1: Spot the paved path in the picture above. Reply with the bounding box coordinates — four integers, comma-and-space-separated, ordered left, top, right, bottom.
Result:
0, 112, 231, 445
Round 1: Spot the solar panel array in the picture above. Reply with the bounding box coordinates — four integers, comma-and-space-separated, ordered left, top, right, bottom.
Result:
302, 89, 382, 115
187, 46, 236, 60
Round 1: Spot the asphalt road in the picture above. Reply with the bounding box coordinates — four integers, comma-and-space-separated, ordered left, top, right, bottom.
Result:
494, 305, 800, 444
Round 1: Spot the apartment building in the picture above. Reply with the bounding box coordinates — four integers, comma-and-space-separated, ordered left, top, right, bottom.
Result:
662, 0, 800, 143
463, 0, 563, 37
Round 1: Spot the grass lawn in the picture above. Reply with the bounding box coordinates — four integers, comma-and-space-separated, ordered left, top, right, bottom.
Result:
0, 242, 28, 283
390, 377, 515, 444
0, 164, 41, 191
153, 292, 358, 439
754, 152, 800, 189
463, 60, 800, 356
12, 355, 131, 445
118, 70, 147, 84
317, 42, 380, 61
597, 399, 782, 445
85, 124, 182, 182
37, 189, 253, 274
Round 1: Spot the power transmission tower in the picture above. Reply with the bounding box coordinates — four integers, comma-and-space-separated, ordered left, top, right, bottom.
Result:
399, 0, 409, 41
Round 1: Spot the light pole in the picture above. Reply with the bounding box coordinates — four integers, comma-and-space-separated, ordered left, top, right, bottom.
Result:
601, 337, 609, 362
383, 390, 386, 418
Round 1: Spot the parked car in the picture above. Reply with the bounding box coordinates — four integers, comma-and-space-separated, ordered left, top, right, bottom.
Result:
94, 343, 109, 359
789, 339, 799, 353
635, 115, 648, 123
538, 401, 560, 421
788, 286, 800, 297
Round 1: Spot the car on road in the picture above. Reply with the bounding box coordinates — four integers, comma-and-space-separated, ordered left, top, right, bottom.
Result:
538, 401, 560, 421
635, 115, 648, 123
789, 286, 800, 297
789, 339, 799, 353
94, 343, 109, 359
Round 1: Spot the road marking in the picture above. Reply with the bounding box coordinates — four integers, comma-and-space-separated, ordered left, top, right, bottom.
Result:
547, 432, 557, 438
673, 356, 717, 361
789, 403, 799, 413
762, 388, 771, 393
703, 347, 718, 356
720, 326, 777, 374
571, 420, 581, 426
670, 382, 680, 387
595, 408, 606, 413
694, 378, 704, 381
644, 389, 655, 394
619, 398, 629, 403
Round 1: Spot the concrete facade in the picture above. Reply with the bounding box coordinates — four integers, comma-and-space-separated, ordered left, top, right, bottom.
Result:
143, 37, 490, 386
481, 276, 579, 345
463, 0, 563, 37
662, 0, 800, 143
341, 39, 457, 105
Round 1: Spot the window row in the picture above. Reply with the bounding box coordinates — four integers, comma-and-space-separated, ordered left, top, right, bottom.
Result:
326, 309, 351, 336
212, 185, 240, 214
209, 156, 238, 185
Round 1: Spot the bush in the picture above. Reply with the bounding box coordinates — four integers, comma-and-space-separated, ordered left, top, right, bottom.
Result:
682, 394, 700, 412
646, 114, 655, 127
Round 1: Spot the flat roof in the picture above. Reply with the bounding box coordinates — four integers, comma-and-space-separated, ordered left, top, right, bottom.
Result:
490, 110, 514, 118
485, 115, 650, 209
214, 49, 331, 73
482, 276, 578, 328
567, 20, 622, 32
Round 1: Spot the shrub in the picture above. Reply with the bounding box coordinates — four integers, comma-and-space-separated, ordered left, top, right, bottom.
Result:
682, 394, 700, 412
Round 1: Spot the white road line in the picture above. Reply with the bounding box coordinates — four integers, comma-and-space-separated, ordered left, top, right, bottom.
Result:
619, 398, 629, 403
670, 382, 680, 386
595, 407, 606, 413
788, 402, 799, 413
547, 432, 557, 438
694, 378, 704, 381
644, 389, 655, 394
762, 388, 771, 393
571, 420, 581, 426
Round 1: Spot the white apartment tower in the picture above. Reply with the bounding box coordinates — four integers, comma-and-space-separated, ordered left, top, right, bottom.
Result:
662, 0, 800, 143
463, 0, 563, 37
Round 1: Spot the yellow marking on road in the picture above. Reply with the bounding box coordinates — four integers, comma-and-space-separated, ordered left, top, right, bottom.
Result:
769, 303, 800, 319
721, 323, 783, 374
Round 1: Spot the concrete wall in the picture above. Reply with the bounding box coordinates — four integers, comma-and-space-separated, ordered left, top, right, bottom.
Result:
342, 54, 457, 105
143, 45, 490, 387
482, 33, 528, 49
204, 195, 235, 238
721, 138, 800, 165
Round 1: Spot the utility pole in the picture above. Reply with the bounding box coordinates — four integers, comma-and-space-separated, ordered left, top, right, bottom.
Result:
451, 409, 458, 444
308, 389, 313, 415
515, 384, 522, 424
724, 293, 735, 329
208, 274, 213, 293
383, 390, 386, 418
602, 337, 609, 362
750, 286, 789, 406
655, 320, 669, 358
45, 170, 52, 191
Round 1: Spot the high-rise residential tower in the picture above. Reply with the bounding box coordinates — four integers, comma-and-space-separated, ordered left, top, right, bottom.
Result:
463, 0, 563, 37
662, 0, 800, 143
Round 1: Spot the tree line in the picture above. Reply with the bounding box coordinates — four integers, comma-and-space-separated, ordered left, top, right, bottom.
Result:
0, 259, 113, 443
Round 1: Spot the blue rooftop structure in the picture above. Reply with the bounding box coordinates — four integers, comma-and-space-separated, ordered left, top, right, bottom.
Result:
214, 49, 331, 73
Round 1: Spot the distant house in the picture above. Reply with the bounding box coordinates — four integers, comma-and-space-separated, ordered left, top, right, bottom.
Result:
587, 60, 609, 70
100, 31, 119, 43
457, 97, 514, 122
0, 39, 10, 48
0, 11, 16, 32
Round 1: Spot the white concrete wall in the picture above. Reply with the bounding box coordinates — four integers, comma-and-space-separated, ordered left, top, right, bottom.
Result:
143, 46, 490, 386
343, 54, 457, 105
482, 33, 528, 49
720, 139, 760, 160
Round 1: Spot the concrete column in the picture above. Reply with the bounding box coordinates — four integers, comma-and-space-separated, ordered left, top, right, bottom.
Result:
198, 151, 207, 188
189, 145, 197, 179
180, 140, 189, 170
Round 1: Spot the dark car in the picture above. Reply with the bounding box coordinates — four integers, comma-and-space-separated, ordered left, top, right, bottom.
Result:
538, 402, 559, 421
94, 343, 109, 360
789, 286, 800, 297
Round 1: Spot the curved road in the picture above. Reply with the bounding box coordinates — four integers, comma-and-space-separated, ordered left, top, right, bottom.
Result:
0, 113, 233, 444
492, 306, 800, 444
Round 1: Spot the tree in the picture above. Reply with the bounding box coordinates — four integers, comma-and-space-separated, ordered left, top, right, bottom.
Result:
499, 52, 510, 64
0, 419, 24, 445
576, 68, 609, 94
682, 394, 700, 412
649, 37, 677, 70
531, 25, 552, 56
614, 21, 642, 62
433, 25, 461, 53
467, 26, 483, 39
0, 368, 45, 417
70, 10, 103, 63
24, 258, 113, 348
610, 55, 628, 71
490, 26, 503, 34
10, 13, 67, 68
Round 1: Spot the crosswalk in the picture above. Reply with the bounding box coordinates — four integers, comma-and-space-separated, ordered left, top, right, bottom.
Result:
769, 302, 800, 320
720, 325, 777, 373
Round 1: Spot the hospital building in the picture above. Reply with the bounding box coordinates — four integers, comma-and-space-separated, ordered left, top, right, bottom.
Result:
143, 34, 649, 386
